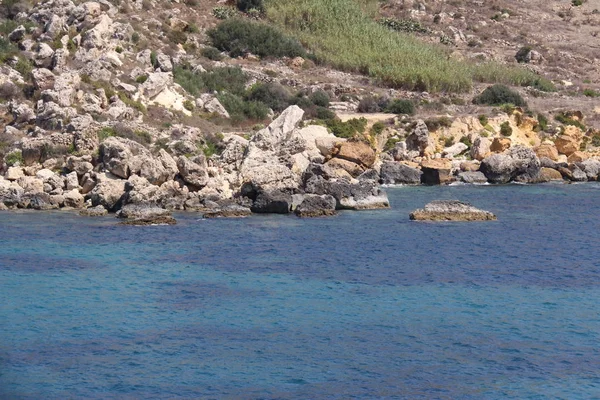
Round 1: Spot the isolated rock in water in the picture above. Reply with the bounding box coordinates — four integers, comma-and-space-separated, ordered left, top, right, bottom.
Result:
380, 162, 422, 184
116, 204, 176, 225
294, 194, 337, 217
410, 200, 496, 221
203, 204, 252, 218
79, 205, 108, 216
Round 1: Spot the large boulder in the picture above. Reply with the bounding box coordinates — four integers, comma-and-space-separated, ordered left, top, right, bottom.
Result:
100, 136, 153, 180
380, 162, 422, 184
203, 204, 252, 218
117, 204, 177, 225
410, 200, 496, 221
535, 142, 559, 161
480, 146, 540, 183
177, 155, 209, 188
458, 171, 488, 184
470, 137, 491, 161
579, 159, 600, 181
442, 142, 468, 158
294, 194, 337, 217
406, 120, 432, 156
420, 159, 453, 185
251, 190, 293, 214
89, 173, 126, 211
304, 173, 389, 210
334, 141, 376, 168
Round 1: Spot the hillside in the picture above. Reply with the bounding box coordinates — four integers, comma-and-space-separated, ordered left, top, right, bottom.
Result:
0, 0, 599, 215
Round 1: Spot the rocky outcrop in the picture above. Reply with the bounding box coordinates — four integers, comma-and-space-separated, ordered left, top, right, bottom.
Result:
458, 171, 488, 184
480, 146, 540, 184
294, 194, 337, 217
420, 159, 453, 185
203, 204, 252, 218
251, 190, 293, 214
410, 200, 497, 221
116, 204, 176, 225
380, 162, 422, 184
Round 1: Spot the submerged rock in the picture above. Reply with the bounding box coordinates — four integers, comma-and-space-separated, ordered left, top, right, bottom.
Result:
410, 200, 496, 221
203, 204, 252, 218
116, 204, 176, 225
79, 205, 108, 216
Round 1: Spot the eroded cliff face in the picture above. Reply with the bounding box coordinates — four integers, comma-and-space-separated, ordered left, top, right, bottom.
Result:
0, 0, 599, 216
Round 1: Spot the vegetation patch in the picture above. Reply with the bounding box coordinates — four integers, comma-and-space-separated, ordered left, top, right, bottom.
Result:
555, 113, 586, 131
208, 18, 306, 58
325, 117, 367, 138
473, 84, 527, 107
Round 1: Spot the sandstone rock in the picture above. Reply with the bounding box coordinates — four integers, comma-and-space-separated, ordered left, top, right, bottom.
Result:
251, 190, 293, 214
535, 143, 559, 161
379, 162, 422, 184
567, 151, 588, 163
539, 167, 563, 181
335, 141, 376, 168
325, 158, 364, 178
555, 135, 579, 156
490, 137, 511, 153
410, 200, 496, 221
420, 159, 453, 185
294, 194, 337, 217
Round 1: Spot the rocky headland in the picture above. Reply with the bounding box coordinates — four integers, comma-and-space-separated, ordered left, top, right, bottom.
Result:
1, 0, 599, 220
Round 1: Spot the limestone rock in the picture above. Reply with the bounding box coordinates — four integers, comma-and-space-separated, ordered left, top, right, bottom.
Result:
406, 120, 432, 156
63, 189, 84, 208
335, 141, 376, 168
442, 142, 468, 158
458, 171, 488, 184
89, 174, 126, 211
470, 137, 491, 161
203, 204, 252, 218
177, 155, 209, 188
79, 205, 108, 216
251, 190, 293, 214
410, 200, 496, 221
535, 143, 559, 161
420, 159, 453, 185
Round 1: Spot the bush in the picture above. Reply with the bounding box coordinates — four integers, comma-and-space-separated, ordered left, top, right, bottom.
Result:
98, 124, 152, 145
202, 46, 223, 61
555, 113, 586, 131
135, 74, 148, 84
370, 121, 385, 135
583, 89, 599, 97
309, 90, 330, 108
217, 92, 269, 122
357, 96, 379, 113
207, 18, 306, 58
237, 0, 264, 12
473, 84, 527, 107
425, 116, 452, 131
591, 134, 600, 147
183, 99, 194, 111
385, 99, 415, 115
0, 37, 17, 63
246, 82, 291, 112
325, 117, 367, 138
5, 150, 23, 166
515, 46, 531, 63
500, 121, 512, 136
378, 17, 429, 34
212, 6, 238, 20
478, 114, 488, 126
173, 65, 248, 96
537, 113, 548, 132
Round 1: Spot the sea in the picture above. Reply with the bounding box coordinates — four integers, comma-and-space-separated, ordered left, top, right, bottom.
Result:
1, 183, 600, 399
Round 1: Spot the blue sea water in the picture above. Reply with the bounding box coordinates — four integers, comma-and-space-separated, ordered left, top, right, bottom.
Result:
1, 183, 600, 399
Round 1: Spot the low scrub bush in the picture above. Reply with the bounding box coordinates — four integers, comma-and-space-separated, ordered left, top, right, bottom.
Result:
583, 88, 599, 97
325, 117, 367, 138
500, 121, 512, 136
515, 46, 531, 63
237, 0, 264, 12
555, 113, 586, 131
246, 82, 291, 112
217, 92, 269, 122
309, 90, 330, 108
201, 46, 223, 61
473, 84, 527, 107
207, 18, 306, 58
378, 17, 429, 34
425, 116, 452, 131
174, 65, 248, 96
385, 99, 415, 115
212, 6, 238, 20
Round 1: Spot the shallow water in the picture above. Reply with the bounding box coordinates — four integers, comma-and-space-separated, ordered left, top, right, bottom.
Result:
1, 183, 600, 399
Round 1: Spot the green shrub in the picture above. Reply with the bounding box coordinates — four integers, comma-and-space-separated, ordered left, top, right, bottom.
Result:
370, 121, 385, 135
530, 77, 556, 92
0, 37, 17, 63
174, 65, 248, 96
237, 0, 264, 12
572, 0, 585, 6
212, 6, 238, 20
473, 84, 527, 107
591, 134, 600, 147
459, 135, 472, 148
150, 51, 158, 69
478, 114, 488, 126
135, 74, 148, 84
5, 150, 23, 166
537, 113, 548, 132
309, 90, 330, 108
325, 117, 367, 138
583, 89, 599, 97
217, 92, 269, 121
357, 96, 379, 113
500, 121, 512, 136
98, 127, 116, 142
555, 113, 586, 131
131, 32, 140, 44
246, 81, 291, 112
385, 99, 415, 115
207, 18, 306, 58
425, 116, 452, 131
378, 17, 429, 34
202, 46, 223, 61
515, 46, 531, 63
443, 136, 454, 147
183, 99, 194, 111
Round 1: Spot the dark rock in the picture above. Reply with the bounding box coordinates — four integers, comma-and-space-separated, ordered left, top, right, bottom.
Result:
380, 162, 422, 184
420, 159, 453, 185
251, 190, 293, 214
118, 216, 177, 225
203, 205, 252, 218
357, 168, 380, 183
410, 200, 496, 221
304, 176, 389, 210
458, 171, 488, 184
294, 194, 337, 217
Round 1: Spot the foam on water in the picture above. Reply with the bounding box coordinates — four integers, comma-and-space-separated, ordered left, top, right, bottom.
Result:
1, 183, 600, 399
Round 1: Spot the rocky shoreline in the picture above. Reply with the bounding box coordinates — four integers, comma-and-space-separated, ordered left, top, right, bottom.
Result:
1, 1, 599, 220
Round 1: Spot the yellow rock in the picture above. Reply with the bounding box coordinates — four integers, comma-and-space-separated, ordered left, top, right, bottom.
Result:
554, 135, 579, 156
535, 143, 559, 161
540, 167, 563, 181
490, 137, 511, 153
567, 151, 589, 163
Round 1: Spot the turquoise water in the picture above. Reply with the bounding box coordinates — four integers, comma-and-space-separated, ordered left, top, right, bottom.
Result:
1, 184, 600, 399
